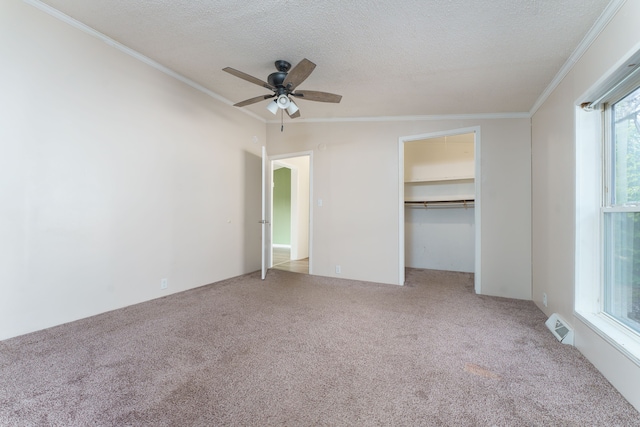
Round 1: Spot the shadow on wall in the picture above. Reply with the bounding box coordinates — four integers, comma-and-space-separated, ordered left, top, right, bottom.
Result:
243, 150, 262, 272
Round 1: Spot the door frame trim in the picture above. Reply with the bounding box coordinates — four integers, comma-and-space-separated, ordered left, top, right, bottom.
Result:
398, 126, 481, 292
270, 150, 314, 275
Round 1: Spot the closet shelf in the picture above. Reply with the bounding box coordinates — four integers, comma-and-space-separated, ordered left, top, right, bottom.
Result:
405, 199, 475, 209
405, 176, 474, 184
405, 194, 475, 202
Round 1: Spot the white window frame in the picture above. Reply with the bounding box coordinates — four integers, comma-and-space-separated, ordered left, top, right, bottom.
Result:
602, 86, 640, 335
576, 51, 640, 366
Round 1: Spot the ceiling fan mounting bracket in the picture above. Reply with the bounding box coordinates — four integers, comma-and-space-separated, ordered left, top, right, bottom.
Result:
274, 60, 291, 72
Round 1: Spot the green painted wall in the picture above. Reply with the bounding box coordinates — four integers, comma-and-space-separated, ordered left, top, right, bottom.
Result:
273, 168, 291, 245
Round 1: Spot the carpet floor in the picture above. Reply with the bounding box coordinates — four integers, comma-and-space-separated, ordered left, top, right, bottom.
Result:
0, 268, 638, 426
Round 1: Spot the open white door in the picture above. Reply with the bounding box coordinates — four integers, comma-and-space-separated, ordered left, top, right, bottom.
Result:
261, 146, 272, 280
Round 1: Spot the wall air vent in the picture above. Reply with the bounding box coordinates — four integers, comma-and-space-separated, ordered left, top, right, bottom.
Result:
545, 313, 574, 345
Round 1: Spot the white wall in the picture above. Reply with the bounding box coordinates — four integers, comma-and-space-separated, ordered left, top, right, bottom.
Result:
405, 206, 475, 272
267, 118, 531, 299
531, 0, 640, 410
404, 134, 475, 182
0, 1, 265, 340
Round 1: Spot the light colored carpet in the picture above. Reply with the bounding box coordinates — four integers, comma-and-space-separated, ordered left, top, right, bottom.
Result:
0, 268, 638, 426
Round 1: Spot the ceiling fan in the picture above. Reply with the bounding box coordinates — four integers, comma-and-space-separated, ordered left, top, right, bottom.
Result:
223, 58, 342, 119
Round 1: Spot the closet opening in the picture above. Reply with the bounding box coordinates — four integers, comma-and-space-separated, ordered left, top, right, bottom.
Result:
398, 127, 481, 292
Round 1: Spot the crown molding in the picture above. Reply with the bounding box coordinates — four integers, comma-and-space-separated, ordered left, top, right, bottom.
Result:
21, 0, 266, 123
266, 112, 530, 124
529, 0, 627, 116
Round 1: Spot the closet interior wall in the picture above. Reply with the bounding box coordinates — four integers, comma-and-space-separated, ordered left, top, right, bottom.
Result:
404, 134, 476, 273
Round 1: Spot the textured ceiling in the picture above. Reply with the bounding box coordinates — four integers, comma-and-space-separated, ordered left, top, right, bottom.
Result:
36, 0, 613, 120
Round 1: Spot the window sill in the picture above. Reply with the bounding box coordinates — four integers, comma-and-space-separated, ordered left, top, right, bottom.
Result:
575, 310, 640, 367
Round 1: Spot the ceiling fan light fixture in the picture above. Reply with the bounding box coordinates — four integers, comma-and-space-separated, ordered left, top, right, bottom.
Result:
276, 94, 291, 109
286, 100, 299, 115
266, 100, 279, 114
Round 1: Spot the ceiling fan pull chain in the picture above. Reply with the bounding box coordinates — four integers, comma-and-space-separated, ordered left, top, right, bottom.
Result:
281, 109, 284, 132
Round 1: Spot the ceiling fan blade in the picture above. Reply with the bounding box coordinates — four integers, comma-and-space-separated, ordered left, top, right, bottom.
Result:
233, 94, 275, 107
291, 90, 342, 103
287, 109, 301, 119
223, 67, 275, 90
283, 58, 316, 91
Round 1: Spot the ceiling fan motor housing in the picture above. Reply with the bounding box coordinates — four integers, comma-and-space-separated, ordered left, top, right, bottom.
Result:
268, 72, 288, 89
268, 60, 293, 91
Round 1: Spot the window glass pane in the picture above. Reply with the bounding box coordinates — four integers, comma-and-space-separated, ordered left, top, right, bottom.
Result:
604, 212, 640, 333
612, 86, 640, 205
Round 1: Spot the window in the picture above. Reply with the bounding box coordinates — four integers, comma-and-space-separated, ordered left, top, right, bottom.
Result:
575, 53, 640, 363
603, 85, 640, 334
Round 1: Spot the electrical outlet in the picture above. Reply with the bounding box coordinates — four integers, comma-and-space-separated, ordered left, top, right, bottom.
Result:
335, 265, 341, 274
161, 278, 168, 290
543, 292, 548, 307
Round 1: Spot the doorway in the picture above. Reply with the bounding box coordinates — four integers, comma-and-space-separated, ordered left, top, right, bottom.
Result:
270, 153, 312, 274
398, 127, 481, 292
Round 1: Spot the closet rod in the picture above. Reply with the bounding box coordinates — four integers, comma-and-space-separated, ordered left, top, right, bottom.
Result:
404, 199, 474, 209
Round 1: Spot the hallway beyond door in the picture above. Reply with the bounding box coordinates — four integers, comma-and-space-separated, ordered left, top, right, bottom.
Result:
272, 246, 309, 274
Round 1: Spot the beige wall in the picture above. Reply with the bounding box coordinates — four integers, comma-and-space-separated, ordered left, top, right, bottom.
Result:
0, 1, 265, 340
532, 0, 640, 410
267, 117, 531, 299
